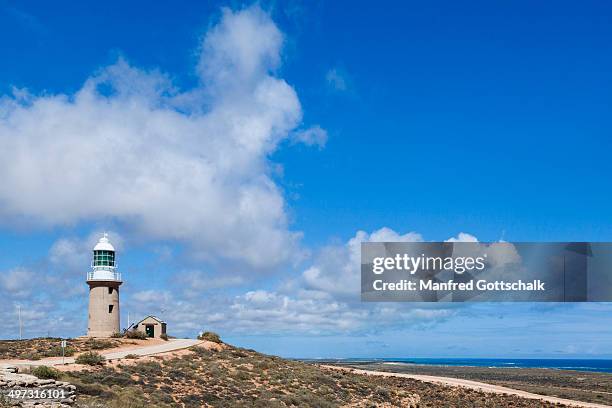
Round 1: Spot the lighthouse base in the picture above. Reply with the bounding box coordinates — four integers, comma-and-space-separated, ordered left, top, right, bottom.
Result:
87, 281, 122, 338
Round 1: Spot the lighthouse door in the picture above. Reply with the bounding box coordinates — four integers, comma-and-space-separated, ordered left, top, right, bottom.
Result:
145, 325, 155, 338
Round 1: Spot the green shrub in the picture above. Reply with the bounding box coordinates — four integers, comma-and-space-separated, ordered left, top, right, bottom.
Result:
31, 365, 61, 380
85, 339, 115, 350
23, 352, 42, 361
71, 380, 106, 396
44, 345, 75, 357
111, 332, 124, 338
76, 351, 106, 366
107, 388, 150, 408
124, 354, 140, 359
160, 333, 169, 341
197, 331, 222, 343
126, 330, 147, 340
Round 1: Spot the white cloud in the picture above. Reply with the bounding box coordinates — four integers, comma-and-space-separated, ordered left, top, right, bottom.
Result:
0, 227, 470, 338
0, 5, 323, 269
0, 268, 36, 297
198, 6, 283, 90
244, 290, 278, 304
444, 233, 523, 273
302, 227, 423, 298
48, 230, 123, 273
99, 227, 461, 337
175, 270, 246, 294
132, 290, 172, 304
445, 232, 479, 242
0, 262, 87, 338
291, 125, 328, 148
155, 288, 455, 336
303, 228, 524, 304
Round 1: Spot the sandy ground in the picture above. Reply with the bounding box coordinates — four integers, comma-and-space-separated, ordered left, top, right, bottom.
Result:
323, 365, 612, 408
58, 339, 224, 372
0, 338, 203, 368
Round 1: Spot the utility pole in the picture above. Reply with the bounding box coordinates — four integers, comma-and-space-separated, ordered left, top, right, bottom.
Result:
17, 305, 22, 340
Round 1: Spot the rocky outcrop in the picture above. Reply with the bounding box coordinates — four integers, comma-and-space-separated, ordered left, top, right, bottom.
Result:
0, 365, 76, 407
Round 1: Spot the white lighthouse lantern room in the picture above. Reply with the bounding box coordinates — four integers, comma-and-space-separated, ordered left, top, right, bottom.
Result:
87, 233, 122, 337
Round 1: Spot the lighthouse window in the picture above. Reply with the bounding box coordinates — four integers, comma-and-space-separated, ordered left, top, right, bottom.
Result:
108, 305, 114, 313
108, 287, 113, 295
94, 250, 115, 267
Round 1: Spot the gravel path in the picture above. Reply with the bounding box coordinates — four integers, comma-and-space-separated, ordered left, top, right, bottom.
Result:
0, 338, 202, 368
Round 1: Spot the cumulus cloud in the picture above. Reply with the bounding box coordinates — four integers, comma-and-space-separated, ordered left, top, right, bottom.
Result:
445, 232, 478, 242
0, 4, 485, 340
174, 270, 246, 297
156, 227, 455, 336
106, 227, 463, 337
199, 7, 283, 90
444, 232, 523, 275
132, 289, 172, 305
0, 5, 323, 269
0, 226, 471, 338
0, 268, 36, 298
0, 259, 88, 338
302, 227, 423, 298
0, 232, 107, 306
126, 286, 454, 337
49, 230, 123, 273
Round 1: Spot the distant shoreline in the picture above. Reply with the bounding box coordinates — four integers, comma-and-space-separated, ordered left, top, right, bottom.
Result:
318, 360, 612, 406
299, 357, 612, 374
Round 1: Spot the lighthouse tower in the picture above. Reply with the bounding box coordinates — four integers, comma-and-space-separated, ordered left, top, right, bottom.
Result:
87, 234, 122, 337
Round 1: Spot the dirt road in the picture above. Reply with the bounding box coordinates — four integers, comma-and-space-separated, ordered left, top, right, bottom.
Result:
323, 365, 612, 408
0, 338, 202, 368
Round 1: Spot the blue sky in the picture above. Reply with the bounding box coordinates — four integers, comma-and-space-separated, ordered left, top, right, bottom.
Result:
0, 0, 611, 358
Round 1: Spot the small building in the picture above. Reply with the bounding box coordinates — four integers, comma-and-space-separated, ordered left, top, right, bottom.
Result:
132, 316, 167, 338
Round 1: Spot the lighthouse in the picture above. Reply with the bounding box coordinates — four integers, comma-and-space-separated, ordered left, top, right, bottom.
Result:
87, 234, 122, 337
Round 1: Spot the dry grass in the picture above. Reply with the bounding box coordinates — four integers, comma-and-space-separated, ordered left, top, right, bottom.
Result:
0, 337, 163, 362
62, 345, 573, 408
340, 361, 612, 406
0, 338, 123, 360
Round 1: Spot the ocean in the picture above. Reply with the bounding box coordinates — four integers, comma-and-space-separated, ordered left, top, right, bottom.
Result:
329, 358, 612, 374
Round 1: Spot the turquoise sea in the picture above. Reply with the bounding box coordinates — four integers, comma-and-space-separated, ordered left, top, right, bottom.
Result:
319, 358, 612, 374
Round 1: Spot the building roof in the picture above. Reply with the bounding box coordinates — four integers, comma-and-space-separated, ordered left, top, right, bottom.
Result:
93, 234, 115, 251
135, 315, 166, 325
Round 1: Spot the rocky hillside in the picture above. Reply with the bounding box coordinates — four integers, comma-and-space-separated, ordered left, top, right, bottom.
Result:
57, 344, 570, 408
0, 339, 124, 361
0, 365, 76, 407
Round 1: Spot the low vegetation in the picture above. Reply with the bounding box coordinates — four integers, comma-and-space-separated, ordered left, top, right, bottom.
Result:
0, 337, 122, 360
126, 330, 148, 340
30, 365, 62, 380
1, 337, 588, 407
343, 361, 612, 406
197, 331, 221, 343
64, 344, 571, 408
0, 395, 12, 408
75, 351, 105, 366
